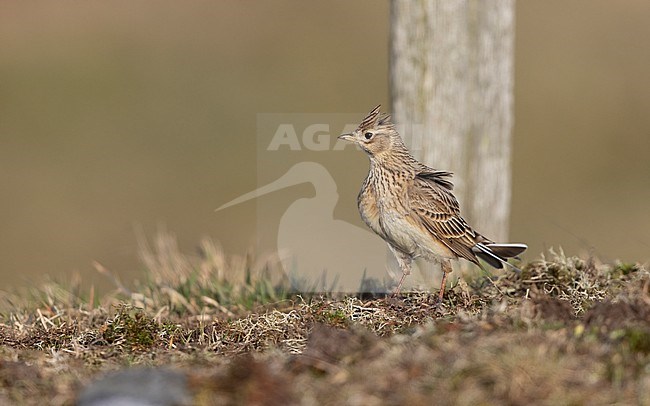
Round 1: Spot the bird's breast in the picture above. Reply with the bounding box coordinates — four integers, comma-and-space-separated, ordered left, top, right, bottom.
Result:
359, 182, 413, 249
358, 178, 455, 261
357, 185, 385, 240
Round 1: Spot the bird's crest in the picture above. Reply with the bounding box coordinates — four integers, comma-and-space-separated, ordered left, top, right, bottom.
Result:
359, 105, 394, 131
359, 105, 381, 130
378, 113, 392, 126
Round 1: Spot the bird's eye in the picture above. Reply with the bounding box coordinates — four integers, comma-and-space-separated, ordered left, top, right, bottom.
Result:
364, 132, 373, 140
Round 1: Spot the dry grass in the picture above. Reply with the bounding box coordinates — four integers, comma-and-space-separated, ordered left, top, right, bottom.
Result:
0, 232, 649, 405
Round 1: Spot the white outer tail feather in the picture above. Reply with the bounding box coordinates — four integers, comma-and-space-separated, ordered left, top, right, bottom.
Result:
472, 243, 527, 273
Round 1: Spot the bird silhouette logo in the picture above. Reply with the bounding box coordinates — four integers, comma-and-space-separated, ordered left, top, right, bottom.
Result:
216, 161, 431, 293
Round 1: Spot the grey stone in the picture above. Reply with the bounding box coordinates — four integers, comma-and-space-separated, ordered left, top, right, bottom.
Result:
77, 368, 191, 406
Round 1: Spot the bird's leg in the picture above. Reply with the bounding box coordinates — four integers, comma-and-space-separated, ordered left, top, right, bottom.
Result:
390, 247, 412, 297
437, 260, 452, 303
393, 271, 408, 297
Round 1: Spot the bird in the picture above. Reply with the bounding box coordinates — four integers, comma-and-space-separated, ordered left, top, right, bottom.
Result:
338, 105, 527, 301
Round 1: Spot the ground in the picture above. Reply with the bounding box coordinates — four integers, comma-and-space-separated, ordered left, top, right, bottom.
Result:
0, 235, 648, 405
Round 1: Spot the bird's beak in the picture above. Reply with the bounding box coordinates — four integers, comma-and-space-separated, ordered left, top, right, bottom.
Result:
338, 133, 354, 142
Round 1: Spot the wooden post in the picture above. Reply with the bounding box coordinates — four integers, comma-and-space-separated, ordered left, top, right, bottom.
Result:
390, 0, 515, 243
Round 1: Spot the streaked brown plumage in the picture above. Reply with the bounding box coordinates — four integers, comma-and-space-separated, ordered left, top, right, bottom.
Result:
339, 105, 527, 300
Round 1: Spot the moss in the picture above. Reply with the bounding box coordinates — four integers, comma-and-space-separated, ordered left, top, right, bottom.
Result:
611, 262, 641, 278
316, 309, 349, 327
101, 305, 160, 351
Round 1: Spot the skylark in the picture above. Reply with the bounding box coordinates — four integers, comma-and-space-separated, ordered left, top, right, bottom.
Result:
339, 105, 527, 300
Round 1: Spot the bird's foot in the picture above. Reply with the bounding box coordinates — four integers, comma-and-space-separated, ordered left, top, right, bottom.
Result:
433, 295, 444, 309
436, 287, 445, 304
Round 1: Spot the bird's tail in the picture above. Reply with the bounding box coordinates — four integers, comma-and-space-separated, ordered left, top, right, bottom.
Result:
471, 243, 528, 272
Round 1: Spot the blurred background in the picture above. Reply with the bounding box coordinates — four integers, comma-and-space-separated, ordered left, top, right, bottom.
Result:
1, 1, 649, 290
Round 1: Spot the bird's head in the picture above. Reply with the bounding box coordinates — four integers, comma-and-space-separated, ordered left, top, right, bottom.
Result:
338, 105, 400, 157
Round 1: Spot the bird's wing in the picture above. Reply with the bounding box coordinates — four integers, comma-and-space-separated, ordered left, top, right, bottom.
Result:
415, 168, 454, 191
407, 171, 482, 264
